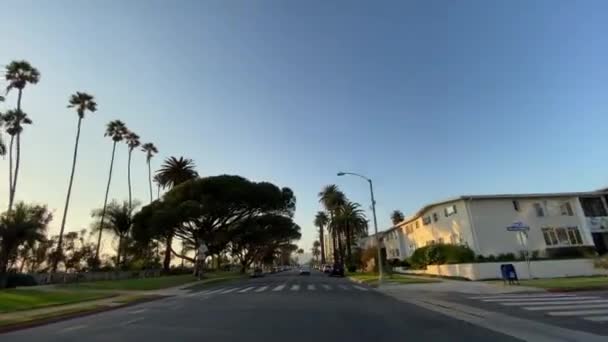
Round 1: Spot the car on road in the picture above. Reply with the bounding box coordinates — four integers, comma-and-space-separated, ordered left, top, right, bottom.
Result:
322, 264, 332, 273
250, 267, 264, 278
329, 263, 344, 277
299, 266, 311, 275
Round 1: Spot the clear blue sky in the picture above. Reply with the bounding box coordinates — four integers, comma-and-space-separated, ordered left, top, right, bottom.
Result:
1, 0, 607, 254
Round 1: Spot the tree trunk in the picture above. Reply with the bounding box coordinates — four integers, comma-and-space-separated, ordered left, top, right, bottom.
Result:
337, 230, 344, 265
346, 222, 352, 265
8, 89, 24, 212
319, 225, 326, 264
128, 149, 133, 209
147, 159, 153, 203
116, 235, 123, 269
95, 141, 118, 264
163, 233, 173, 272
53, 116, 83, 273
7, 135, 14, 212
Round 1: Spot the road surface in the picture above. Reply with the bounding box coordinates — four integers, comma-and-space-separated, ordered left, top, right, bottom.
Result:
3, 270, 519, 341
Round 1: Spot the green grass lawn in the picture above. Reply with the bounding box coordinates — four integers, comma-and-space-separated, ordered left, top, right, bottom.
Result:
0, 290, 112, 313
496, 276, 608, 290
59, 274, 198, 291
349, 272, 439, 286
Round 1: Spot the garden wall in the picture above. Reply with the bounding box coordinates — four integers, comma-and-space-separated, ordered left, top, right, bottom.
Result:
396, 259, 608, 280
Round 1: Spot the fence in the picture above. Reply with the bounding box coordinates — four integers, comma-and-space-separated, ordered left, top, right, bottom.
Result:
31, 269, 162, 285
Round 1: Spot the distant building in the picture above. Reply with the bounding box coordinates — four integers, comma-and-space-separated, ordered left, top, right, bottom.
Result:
361, 190, 608, 261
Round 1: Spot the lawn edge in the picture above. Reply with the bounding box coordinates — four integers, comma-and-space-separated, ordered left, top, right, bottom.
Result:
0, 293, 119, 314
0, 295, 167, 334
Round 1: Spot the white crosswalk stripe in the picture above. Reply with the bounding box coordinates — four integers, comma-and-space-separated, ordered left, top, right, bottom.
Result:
307, 284, 315, 291
255, 286, 268, 292
290, 284, 300, 291
469, 293, 608, 323
272, 284, 286, 291
322, 284, 331, 290
238, 286, 255, 293
338, 285, 350, 290
220, 288, 239, 294
353, 285, 368, 291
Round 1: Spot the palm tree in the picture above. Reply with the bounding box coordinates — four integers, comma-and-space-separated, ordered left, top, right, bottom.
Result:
4, 61, 40, 212
0, 112, 6, 157
155, 156, 198, 271
141, 143, 158, 203
53, 92, 97, 272
314, 211, 328, 264
94, 120, 128, 264
153, 174, 162, 200
0, 202, 52, 287
311, 240, 321, 263
391, 209, 404, 226
124, 131, 141, 210
3, 110, 32, 211
335, 201, 368, 265
92, 200, 138, 268
318, 184, 346, 264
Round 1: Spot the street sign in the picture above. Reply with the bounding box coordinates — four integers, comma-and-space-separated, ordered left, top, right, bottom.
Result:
506, 221, 530, 232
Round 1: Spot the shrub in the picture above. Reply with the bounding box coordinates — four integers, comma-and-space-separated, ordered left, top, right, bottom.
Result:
486, 254, 496, 262
496, 253, 516, 262
5, 273, 38, 288
545, 246, 597, 259
408, 244, 476, 267
400, 259, 411, 268
346, 264, 357, 273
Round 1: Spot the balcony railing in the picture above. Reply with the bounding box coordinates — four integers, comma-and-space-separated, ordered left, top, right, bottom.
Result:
586, 217, 608, 232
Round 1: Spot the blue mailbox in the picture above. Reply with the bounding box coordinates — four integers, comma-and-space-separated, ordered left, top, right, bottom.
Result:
500, 264, 519, 285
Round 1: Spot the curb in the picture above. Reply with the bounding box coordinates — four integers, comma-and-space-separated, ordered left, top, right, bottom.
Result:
546, 286, 608, 293
0, 295, 167, 334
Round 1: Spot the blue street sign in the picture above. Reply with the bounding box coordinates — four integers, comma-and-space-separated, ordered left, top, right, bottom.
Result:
506, 221, 530, 232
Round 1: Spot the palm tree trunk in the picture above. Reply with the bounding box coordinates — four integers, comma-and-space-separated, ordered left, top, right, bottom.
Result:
319, 225, 326, 264
337, 230, 344, 265
116, 235, 123, 269
7, 135, 14, 211
95, 141, 118, 264
8, 89, 23, 212
147, 159, 153, 203
128, 149, 133, 209
156, 183, 160, 200
53, 117, 83, 272
346, 222, 352, 265
163, 233, 173, 272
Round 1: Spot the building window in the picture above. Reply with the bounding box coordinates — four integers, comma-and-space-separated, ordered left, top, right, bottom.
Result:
433, 213, 439, 222
415, 221, 420, 229
512, 200, 520, 211
444, 205, 457, 217
542, 227, 583, 246
580, 197, 607, 217
423, 216, 431, 225
534, 203, 545, 217
560, 202, 574, 216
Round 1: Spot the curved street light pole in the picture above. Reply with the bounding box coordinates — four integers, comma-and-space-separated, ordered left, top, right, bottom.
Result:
337, 171, 384, 285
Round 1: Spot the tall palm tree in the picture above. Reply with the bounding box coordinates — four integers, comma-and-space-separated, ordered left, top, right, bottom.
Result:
391, 209, 404, 226
53, 92, 97, 272
0, 202, 51, 287
318, 184, 346, 264
314, 211, 328, 264
124, 131, 141, 210
155, 156, 198, 271
94, 120, 128, 263
3, 110, 32, 211
141, 143, 158, 203
92, 200, 138, 269
153, 174, 162, 200
311, 240, 321, 263
4, 61, 40, 212
0, 112, 6, 157
335, 201, 368, 265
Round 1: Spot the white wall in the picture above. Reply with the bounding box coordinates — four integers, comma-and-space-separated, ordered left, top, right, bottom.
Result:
469, 197, 592, 257
397, 259, 608, 280
398, 199, 476, 257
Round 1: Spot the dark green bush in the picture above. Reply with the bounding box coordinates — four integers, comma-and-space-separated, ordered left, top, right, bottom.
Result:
545, 247, 597, 259
5, 273, 38, 288
408, 244, 476, 267
346, 264, 357, 273
496, 253, 517, 262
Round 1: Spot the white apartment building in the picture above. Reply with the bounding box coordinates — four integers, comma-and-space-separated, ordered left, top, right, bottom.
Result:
366, 190, 608, 261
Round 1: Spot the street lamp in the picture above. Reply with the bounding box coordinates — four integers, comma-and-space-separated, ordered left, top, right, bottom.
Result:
337, 171, 384, 284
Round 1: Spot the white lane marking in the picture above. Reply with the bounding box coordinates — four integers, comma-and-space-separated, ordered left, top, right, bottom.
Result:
353, 285, 369, 291
59, 325, 87, 333
272, 284, 286, 292
238, 286, 255, 293
469, 294, 577, 300
220, 288, 239, 294
524, 303, 608, 311
205, 288, 225, 295
194, 290, 211, 296
290, 284, 300, 291
484, 296, 598, 302
255, 286, 268, 292
129, 309, 147, 314
338, 285, 349, 290
584, 316, 608, 322
322, 284, 331, 290
548, 309, 608, 317
501, 299, 606, 306
122, 318, 144, 326
307, 284, 315, 291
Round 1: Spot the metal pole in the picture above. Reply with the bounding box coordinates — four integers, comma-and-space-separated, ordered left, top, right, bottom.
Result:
521, 231, 532, 279
368, 179, 384, 284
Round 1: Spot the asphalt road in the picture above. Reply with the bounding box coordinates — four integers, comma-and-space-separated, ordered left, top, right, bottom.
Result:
2, 270, 520, 342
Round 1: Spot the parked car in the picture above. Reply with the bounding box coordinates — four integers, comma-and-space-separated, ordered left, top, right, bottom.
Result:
250, 268, 264, 278
322, 264, 332, 273
299, 266, 311, 275
329, 263, 344, 277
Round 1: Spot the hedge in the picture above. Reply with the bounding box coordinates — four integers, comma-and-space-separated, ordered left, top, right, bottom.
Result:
409, 244, 475, 268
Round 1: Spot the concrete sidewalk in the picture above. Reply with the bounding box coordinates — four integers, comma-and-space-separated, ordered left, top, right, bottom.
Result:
379, 277, 543, 294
